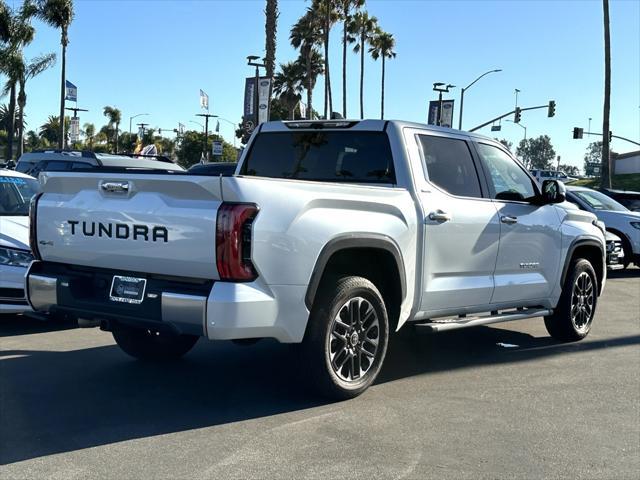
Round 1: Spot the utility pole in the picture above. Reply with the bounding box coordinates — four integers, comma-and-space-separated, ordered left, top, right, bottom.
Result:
196, 113, 218, 161
432, 82, 455, 126
601, 0, 612, 188
64, 107, 88, 147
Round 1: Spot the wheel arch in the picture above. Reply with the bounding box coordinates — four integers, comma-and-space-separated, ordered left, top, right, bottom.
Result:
562, 238, 605, 295
305, 234, 407, 328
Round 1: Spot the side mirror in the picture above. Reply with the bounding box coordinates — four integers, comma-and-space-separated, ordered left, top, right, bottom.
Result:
541, 179, 566, 204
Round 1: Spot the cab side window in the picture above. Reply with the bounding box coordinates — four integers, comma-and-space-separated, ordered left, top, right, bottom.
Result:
476, 143, 537, 202
417, 135, 482, 198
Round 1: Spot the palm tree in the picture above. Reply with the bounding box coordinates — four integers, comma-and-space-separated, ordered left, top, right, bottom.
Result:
291, 9, 323, 120
82, 122, 95, 149
348, 11, 377, 119
369, 29, 396, 120
601, 0, 611, 189
294, 50, 324, 119
0, 1, 36, 159
338, 0, 364, 118
273, 62, 304, 120
25, 129, 39, 150
39, 115, 59, 144
36, 0, 74, 149
16, 53, 56, 157
312, 0, 339, 119
264, 0, 278, 78
103, 106, 121, 153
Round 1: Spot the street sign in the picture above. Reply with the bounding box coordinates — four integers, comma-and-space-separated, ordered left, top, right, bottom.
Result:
491, 125, 501, 132
427, 100, 454, 128
212, 141, 223, 156
69, 117, 80, 142
65, 80, 77, 102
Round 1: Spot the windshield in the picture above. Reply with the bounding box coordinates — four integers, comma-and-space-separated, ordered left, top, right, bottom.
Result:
0, 176, 41, 215
573, 189, 629, 212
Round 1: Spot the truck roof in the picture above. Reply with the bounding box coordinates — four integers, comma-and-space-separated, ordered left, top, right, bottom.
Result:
259, 119, 496, 142
16, 150, 183, 171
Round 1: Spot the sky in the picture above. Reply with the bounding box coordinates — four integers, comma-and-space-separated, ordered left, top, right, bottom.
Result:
16, 0, 640, 169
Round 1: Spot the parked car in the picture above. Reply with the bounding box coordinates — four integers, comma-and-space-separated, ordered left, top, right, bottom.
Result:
188, 162, 237, 176
566, 185, 640, 268
604, 231, 625, 270
596, 188, 640, 212
530, 169, 577, 184
26, 120, 606, 399
0, 169, 39, 313
15, 150, 184, 176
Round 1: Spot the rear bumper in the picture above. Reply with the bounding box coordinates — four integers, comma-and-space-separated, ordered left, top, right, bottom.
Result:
26, 261, 309, 343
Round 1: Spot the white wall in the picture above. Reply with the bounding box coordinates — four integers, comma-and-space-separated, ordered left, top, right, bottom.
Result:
614, 154, 640, 174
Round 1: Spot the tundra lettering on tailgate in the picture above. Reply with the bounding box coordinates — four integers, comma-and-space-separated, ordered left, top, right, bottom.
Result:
67, 220, 168, 242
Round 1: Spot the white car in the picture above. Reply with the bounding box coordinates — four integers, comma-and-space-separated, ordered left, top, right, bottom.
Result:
566, 185, 640, 268
530, 169, 577, 184
0, 168, 38, 313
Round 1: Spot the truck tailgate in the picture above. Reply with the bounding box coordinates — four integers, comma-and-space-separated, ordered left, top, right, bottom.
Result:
35, 172, 223, 280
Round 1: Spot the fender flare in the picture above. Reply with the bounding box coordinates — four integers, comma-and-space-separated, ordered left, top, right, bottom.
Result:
561, 237, 605, 291
304, 233, 407, 310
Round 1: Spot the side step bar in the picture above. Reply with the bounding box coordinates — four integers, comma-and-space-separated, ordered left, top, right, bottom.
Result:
413, 307, 552, 333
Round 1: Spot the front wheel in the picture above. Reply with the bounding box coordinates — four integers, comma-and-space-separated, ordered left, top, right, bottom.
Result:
112, 324, 199, 360
302, 276, 389, 400
544, 258, 598, 342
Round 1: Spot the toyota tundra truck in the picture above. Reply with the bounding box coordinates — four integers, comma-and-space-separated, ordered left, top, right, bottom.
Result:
26, 120, 606, 399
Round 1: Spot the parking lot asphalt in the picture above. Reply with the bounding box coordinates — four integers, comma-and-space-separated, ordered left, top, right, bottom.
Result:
1, 268, 639, 479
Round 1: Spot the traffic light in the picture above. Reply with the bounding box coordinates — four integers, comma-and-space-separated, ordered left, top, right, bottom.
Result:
514, 107, 521, 123
547, 100, 556, 117
572, 127, 584, 139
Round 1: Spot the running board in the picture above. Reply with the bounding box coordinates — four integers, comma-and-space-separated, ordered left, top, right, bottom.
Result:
413, 307, 552, 333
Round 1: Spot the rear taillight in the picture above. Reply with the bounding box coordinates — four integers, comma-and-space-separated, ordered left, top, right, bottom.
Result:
216, 203, 259, 281
29, 192, 43, 260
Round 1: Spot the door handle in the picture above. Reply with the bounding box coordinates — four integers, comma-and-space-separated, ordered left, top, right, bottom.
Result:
428, 210, 452, 222
500, 215, 518, 224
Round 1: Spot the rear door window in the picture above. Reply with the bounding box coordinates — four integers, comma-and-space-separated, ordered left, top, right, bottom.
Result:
417, 134, 483, 198
44, 161, 71, 171
241, 131, 396, 184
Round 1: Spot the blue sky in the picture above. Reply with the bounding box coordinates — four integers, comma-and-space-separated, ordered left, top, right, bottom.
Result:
18, 0, 640, 168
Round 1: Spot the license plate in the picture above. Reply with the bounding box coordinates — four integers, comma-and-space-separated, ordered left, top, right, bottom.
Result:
109, 276, 147, 304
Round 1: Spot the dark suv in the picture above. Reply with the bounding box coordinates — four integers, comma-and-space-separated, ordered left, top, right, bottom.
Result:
15, 150, 183, 176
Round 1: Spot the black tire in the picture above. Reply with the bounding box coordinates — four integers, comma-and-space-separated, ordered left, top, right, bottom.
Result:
544, 258, 598, 342
302, 276, 389, 400
112, 324, 199, 360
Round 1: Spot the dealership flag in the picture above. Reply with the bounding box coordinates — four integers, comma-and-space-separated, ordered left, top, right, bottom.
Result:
199, 89, 209, 111
65, 80, 77, 102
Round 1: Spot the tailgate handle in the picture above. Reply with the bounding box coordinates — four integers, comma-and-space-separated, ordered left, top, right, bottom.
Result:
100, 181, 130, 193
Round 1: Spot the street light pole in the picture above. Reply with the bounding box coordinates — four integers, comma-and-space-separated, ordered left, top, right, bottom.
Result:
129, 113, 149, 134
457, 69, 502, 130
507, 119, 527, 140
217, 117, 239, 147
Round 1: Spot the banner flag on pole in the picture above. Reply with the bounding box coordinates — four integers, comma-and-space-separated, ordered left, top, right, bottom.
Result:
65, 80, 77, 102
199, 89, 209, 111
215, 120, 220, 133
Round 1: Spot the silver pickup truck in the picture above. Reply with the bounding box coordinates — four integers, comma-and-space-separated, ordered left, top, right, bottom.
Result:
26, 120, 606, 398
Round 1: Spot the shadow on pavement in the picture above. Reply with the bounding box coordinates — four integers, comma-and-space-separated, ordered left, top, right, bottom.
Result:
608, 266, 640, 279
0, 314, 78, 337
1, 315, 639, 465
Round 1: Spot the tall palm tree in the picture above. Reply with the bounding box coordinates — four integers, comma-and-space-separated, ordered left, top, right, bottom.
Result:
601, 0, 611, 189
312, 0, 339, 119
103, 106, 121, 153
338, 0, 364, 118
36, 0, 74, 149
294, 50, 324, 119
273, 62, 304, 120
348, 11, 377, 119
82, 122, 95, 149
264, 0, 278, 120
369, 29, 396, 120
0, 1, 36, 160
15, 53, 56, 157
291, 9, 323, 120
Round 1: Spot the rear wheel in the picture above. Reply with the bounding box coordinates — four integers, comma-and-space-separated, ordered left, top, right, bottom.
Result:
544, 259, 597, 342
112, 324, 199, 360
303, 276, 389, 400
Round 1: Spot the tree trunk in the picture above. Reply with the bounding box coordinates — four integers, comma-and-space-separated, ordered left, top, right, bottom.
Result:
115, 121, 119, 154
17, 80, 26, 158
307, 53, 313, 120
381, 56, 385, 120
359, 32, 364, 119
600, 0, 611, 189
5, 83, 15, 160
59, 37, 67, 149
265, 0, 278, 120
326, 33, 333, 118
342, 18, 348, 118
